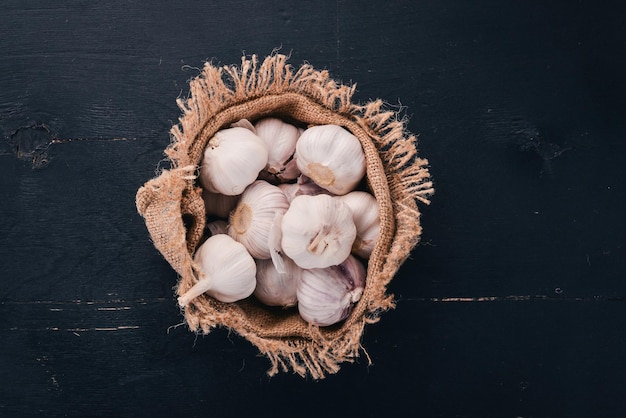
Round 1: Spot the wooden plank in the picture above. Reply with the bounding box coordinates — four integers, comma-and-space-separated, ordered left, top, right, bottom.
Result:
1, 0, 625, 415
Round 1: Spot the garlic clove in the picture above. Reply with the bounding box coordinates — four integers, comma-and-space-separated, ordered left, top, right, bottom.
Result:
278, 175, 333, 204
338, 191, 380, 259
297, 255, 366, 326
254, 257, 302, 307
228, 180, 290, 259
255, 117, 301, 182
199, 127, 269, 196
295, 125, 366, 195
178, 234, 256, 306
202, 189, 240, 218
281, 194, 356, 269
206, 219, 228, 236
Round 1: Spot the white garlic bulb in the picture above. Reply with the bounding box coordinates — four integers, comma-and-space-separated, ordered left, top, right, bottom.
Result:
202, 190, 239, 218
254, 257, 302, 307
255, 117, 301, 182
339, 191, 380, 259
297, 255, 366, 326
295, 125, 366, 195
278, 175, 332, 204
199, 126, 269, 195
206, 220, 228, 236
228, 180, 290, 259
178, 234, 256, 306
281, 194, 356, 269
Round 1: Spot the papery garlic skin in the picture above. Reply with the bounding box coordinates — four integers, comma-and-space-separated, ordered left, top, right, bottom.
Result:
228, 180, 290, 259
178, 234, 256, 306
254, 257, 302, 307
277, 183, 298, 203
295, 125, 366, 195
199, 127, 269, 195
278, 175, 332, 204
297, 255, 366, 326
281, 194, 356, 269
202, 190, 239, 218
255, 117, 301, 182
206, 220, 228, 236
339, 191, 380, 259
230, 118, 256, 133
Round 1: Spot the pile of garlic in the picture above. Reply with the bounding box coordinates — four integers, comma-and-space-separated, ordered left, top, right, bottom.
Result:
179, 117, 380, 327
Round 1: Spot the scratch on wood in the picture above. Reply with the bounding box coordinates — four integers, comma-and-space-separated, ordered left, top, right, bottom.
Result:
404, 295, 619, 302
433, 295, 550, 302
97, 306, 132, 311
46, 326, 140, 332
51, 137, 136, 144
1, 298, 168, 306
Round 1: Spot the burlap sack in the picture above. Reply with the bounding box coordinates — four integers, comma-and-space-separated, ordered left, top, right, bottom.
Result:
135, 53, 433, 379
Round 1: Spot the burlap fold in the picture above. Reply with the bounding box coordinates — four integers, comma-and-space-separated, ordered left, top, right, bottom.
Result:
135, 53, 434, 379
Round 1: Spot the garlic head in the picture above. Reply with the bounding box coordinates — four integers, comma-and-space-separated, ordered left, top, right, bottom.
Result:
228, 180, 290, 259
281, 194, 356, 269
255, 117, 301, 182
295, 125, 366, 195
199, 127, 269, 195
338, 191, 380, 259
297, 255, 366, 326
254, 257, 302, 307
178, 234, 256, 306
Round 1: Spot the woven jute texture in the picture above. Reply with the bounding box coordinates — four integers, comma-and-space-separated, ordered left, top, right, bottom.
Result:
135, 53, 434, 379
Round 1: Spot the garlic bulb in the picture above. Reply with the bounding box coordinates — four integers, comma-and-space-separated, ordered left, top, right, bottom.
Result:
206, 220, 228, 236
339, 191, 380, 259
228, 180, 290, 259
178, 234, 256, 306
202, 190, 239, 218
297, 255, 366, 326
281, 194, 356, 269
255, 117, 301, 182
254, 257, 302, 307
278, 175, 332, 203
295, 125, 366, 195
199, 127, 269, 195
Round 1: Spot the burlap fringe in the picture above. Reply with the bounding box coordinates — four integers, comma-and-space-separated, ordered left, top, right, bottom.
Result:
142, 53, 433, 379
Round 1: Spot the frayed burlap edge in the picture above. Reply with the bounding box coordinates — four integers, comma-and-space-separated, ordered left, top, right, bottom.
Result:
136, 53, 434, 379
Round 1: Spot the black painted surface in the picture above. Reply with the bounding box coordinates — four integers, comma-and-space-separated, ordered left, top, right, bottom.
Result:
1, 1, 625, 416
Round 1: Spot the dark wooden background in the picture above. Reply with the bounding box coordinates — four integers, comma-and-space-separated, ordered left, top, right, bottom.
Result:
1, 1, 625, 416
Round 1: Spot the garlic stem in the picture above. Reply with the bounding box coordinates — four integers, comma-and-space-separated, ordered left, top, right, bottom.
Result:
307, 225, 330, 255
177, 273, 213, 307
